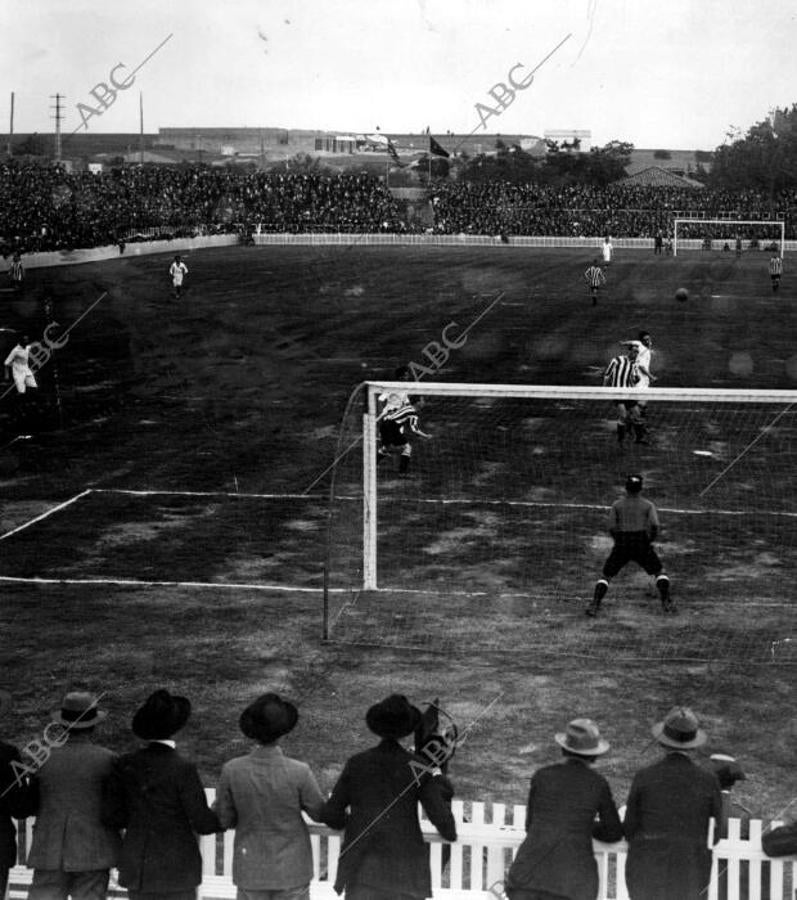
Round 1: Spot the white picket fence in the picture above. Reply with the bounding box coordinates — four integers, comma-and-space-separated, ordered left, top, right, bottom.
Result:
7, 795, 796, 900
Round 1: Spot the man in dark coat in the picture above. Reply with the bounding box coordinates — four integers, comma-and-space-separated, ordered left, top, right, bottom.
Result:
0, 690, 37, 898
27, 692, 121, 900
624, 707, 723, 900
505, 718, 623, 900
102, 689, 221, 900
322, 694, 457, 900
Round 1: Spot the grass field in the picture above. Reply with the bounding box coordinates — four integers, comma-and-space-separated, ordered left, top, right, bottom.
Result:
0, 243, 794, 823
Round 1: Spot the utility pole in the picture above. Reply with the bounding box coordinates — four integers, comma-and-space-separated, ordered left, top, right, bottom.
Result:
139, 91, 145, 166
7, 91, 14, 157
49, 93, 64, 162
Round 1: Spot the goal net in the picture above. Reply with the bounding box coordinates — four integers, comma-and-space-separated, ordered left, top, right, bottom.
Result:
324, 382, 797, 665
673, 218, 785, 256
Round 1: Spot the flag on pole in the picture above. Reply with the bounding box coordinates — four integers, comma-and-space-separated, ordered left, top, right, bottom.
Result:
387, 139, 406, 167
429, 136, 450, 158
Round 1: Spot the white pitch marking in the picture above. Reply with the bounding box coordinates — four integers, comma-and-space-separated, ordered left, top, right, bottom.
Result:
0, 490, 92, 541
0, 575, 347, 593
80, 488, 797, 519
91, 488, 327, 501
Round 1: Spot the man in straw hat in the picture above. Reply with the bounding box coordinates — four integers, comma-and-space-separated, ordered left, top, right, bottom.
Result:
102, 689, 220, 900
624, 707, 723, 900
0, 689, 37, 898
27, 691, 121, 900
505, 718, 623, 900
214, 693, 326, 899
322, 693, 457, 900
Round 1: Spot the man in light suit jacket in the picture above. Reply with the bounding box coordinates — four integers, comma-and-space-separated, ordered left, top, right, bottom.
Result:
624, 707, 723, 900
27, 692, 121, 900
102, 689, 220, 900
322, 694, 457, 900
214, 693, 326, 900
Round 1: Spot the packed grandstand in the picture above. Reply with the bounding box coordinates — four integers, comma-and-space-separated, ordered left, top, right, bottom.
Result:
1, 160, 794, 253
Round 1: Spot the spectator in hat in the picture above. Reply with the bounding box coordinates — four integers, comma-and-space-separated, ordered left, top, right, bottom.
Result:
504, 718, 623, 900
0, 689, 38, 898
322, 693, 457, 900
26, 691, 121, 900
624, 707, 723, 900
102, 689, 220, 900
214, 693, 326, 900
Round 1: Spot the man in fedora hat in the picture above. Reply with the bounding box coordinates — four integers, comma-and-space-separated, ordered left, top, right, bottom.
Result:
214, 693, 326, 900
505, 718, 623, 900
322, 694, 457, 900
624, 707, 723, 900
26, 691, 121, 900
102, 689, 220, 900
0, 689, 37, 898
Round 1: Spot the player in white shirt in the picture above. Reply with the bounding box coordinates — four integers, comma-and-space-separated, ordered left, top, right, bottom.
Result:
602, 236, 613, 267
4, 336, 38, 394
169, 255, 188, 298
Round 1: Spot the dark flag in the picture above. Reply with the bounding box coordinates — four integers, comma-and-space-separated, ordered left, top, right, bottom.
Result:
429, 136, 450, 158
387, 140, 406, 167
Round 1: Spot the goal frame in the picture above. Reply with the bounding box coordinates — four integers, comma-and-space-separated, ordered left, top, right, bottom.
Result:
672, 218, 785, 257
361, 381, 797, 590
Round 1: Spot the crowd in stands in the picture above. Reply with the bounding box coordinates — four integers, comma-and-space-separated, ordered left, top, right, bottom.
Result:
0, 162, 407, 253
2, 160, 797, 254
2, 687, 794, 900
430, 181, 797, 239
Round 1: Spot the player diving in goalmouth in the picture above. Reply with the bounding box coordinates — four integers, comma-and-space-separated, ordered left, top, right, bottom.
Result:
377, 366, 431, 477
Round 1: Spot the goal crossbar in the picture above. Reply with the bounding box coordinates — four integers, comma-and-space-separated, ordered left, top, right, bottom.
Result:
367, 382, 797, 404
673, 218, 785, 256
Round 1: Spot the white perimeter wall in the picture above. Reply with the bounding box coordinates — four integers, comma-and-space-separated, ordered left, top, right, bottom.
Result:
2, 232, 794, 272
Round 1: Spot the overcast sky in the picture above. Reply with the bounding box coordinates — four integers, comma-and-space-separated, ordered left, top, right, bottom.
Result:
2, 0, 796, 150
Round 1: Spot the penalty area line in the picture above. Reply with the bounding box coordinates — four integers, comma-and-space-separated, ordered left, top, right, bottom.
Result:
91, 488, 329, 500
0, 490, 93, 542
0, 575, 348, 593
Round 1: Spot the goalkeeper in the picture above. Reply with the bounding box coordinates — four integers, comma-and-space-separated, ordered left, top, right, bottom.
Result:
587, 474, 673, 617
377, 393, 431, 476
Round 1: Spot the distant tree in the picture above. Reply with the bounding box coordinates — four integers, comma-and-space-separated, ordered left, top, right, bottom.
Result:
653, 149, 672, 160
459, 143, 540, 184
708, 104, 797, 201
542, 139, 633, 187
15, 133, 47, 157
268, 153, 336, 176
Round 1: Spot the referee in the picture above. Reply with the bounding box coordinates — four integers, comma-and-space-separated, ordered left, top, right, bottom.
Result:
586, 474, 673, 617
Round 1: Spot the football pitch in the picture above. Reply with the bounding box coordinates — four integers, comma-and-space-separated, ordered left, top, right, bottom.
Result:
0, 244, 794, 817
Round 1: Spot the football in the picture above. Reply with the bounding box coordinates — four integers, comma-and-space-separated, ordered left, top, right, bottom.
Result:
675, 287, 689, 301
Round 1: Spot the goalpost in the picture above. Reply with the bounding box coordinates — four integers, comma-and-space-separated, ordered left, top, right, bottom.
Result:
324, 380, 797, 660
673, 218, 785, 256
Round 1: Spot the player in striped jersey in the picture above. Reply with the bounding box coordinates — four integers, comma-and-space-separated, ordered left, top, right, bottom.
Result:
603, 344, 646, 444
769, 253, 783, 292
377, 395, 431, 476
584, 259, 606, 306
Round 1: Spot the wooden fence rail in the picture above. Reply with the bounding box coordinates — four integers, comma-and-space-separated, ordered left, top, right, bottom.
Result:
8, 793, 796, 900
